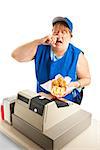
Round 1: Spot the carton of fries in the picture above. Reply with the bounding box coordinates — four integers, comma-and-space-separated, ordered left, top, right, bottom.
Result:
40, 74, 75, 98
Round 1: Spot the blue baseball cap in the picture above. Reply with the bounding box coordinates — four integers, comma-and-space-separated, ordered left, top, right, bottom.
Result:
52, 17, 73, 32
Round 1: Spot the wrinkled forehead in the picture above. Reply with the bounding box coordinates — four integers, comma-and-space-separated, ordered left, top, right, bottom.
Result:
52, 23, 69, 32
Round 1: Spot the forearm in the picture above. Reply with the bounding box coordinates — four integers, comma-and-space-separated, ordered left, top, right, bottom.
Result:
11, 35, 57, 62
77, 77, 91, 88
11, 39, 41, 62
68, 77, 91, 89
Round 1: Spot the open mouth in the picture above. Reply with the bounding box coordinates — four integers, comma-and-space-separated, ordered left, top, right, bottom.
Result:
56, 38, 63, 44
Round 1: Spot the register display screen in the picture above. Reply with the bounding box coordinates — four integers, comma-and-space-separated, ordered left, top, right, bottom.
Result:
17, 94, 29, 104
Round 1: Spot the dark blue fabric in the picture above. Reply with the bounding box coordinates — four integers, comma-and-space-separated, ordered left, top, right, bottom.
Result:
34, 43, 82, 102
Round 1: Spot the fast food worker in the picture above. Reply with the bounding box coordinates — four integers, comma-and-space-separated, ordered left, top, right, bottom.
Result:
11, 16, 91, 104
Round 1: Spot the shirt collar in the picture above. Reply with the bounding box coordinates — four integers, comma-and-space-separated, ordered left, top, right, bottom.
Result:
50, 49, 63, 61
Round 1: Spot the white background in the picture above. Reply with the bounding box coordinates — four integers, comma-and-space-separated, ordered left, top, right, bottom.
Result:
0, 0, 100, 121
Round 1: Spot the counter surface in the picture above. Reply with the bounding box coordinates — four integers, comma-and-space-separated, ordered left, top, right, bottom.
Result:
0, 118, 100, 150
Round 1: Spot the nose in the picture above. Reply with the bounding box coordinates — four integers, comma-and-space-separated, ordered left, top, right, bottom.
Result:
57, 31, 62, 36
56, 31, 63, 39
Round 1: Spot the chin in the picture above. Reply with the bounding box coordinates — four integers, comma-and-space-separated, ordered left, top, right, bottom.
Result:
55, 45, 64, 50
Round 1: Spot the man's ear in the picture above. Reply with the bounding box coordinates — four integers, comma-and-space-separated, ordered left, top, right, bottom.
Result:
71, 33, 73, 38
69, 30, 73, 38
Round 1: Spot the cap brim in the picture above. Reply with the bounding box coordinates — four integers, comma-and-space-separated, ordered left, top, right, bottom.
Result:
52, 17, 66, 24
52, 17, 69, 28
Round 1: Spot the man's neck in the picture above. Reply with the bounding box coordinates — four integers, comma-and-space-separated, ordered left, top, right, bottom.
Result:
52, 43, 69, 57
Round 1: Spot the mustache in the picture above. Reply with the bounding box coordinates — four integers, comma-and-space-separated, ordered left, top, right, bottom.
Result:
56, 38, 62, 43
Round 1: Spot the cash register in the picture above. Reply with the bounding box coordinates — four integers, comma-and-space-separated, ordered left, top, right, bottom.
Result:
12, 89, 91, 150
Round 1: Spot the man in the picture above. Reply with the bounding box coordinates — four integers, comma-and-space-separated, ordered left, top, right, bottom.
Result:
11, 16, 91, 104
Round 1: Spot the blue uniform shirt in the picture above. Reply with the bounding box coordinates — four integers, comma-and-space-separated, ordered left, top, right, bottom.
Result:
34, 43, 82, 102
